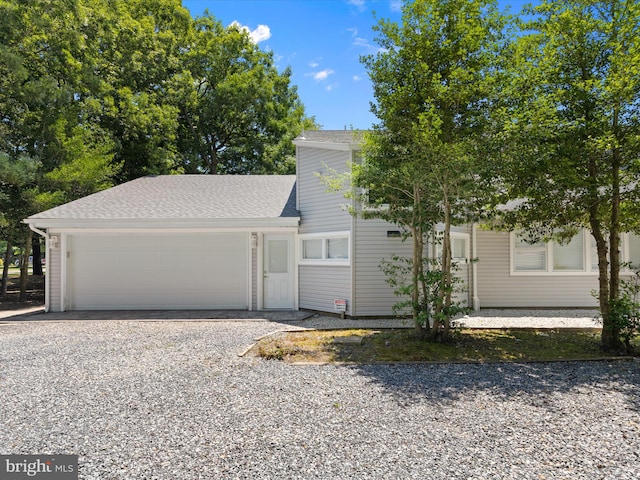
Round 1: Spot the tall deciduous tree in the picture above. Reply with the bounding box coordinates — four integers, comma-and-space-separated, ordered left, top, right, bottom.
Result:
174, 14, 308, 175
0, 153, 40, 296
358, 0, 509, 340
495, 0, 640, 352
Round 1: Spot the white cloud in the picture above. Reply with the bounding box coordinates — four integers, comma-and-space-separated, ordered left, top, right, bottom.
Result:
390, 0, 403, 12
308, 61, 320, 68
347, 0, 367, 12
353, 36, 386, 55
230, 21, 272, 43
353, 75, 362, 82
346, 27, 358, 37
251, 24, 271, 43
326, 83, 339, 92
312, 69, 335, 81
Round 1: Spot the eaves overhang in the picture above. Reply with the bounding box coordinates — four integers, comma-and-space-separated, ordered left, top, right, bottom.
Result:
293, 139, 362, 151
23, 216, 300, 231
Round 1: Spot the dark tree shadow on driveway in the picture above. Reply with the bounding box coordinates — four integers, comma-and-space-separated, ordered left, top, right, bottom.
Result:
347, 360, 640, 413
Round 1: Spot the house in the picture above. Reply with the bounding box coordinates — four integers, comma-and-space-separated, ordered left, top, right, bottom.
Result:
26, 130, 639, 314
25, 175, 300, 312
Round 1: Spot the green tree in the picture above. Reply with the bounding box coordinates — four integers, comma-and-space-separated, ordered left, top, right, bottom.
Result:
87, 0, 193, 182
174, 14, 308, 175
358, 0, 509, 340
1, 0, 119, 289
0, 153, 40, 297
495, 0, 640, 352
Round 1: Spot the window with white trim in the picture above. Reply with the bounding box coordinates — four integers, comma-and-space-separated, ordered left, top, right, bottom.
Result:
513, 233, 546, 271
511, 230, 640, 274
300, 232, 350, 265
627, 234, 640, 267
435, 233, 470, 263
552, 230, 584, 271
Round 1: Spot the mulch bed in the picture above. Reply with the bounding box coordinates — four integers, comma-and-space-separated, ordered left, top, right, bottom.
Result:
0, 275, 45, 311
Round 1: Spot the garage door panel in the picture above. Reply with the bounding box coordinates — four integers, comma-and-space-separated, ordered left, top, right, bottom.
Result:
68, 233, 248, 310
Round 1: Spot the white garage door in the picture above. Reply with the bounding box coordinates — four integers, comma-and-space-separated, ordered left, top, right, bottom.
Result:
67, 233, 249, 310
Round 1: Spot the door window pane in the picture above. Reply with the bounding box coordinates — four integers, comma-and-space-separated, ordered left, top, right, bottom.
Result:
268, 240, 288, 273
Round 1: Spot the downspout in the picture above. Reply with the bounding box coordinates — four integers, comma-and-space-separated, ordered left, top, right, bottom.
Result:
472, 222, 480, 311
27, 223, 50, 313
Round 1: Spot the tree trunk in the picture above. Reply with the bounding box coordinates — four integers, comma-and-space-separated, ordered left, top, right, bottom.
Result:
32, 235, 43, 276
207, 141, 219, 174
19, 230, 32, 301
411, 183, 428, 338
591, 220, 613, 346
432, 197, 453, 342
601, 139, 624, 351
1, 239, 11, 296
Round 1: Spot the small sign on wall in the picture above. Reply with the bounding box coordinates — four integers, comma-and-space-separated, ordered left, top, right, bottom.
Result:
334, 299, 347, 312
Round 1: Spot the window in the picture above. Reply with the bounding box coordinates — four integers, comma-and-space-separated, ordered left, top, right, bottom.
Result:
628, 233, 640, 267
552, 230, 584, 271
300, 232, 350, 264
513, 233, 546, 272
302, 238, 322, 259
512, 230, 640, 275
327, 237, 349, 259
435, 233, 470, 263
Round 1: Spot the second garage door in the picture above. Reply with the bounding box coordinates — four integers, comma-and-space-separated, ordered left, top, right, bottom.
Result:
67, 233, 249, 310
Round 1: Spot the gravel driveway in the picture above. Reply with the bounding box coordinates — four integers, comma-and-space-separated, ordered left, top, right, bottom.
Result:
1, 319, 639, 479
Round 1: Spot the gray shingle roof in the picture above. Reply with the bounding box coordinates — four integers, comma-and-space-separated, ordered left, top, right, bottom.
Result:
28, 175, 299, 221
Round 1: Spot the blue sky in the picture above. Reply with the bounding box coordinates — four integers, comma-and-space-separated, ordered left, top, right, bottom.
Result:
182, 0, 533, 130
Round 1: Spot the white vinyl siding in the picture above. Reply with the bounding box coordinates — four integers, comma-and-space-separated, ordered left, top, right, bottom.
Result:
251, 234, 258, 310
298, 265, 351, 315
296, 145, 354, 314
353, 218, 412, 317
47, 240, 63, 312
296, 146, 353, 234
478, 229, 598, 307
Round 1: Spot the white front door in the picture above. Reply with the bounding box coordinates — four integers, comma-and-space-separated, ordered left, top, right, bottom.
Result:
264, 235, 294, 309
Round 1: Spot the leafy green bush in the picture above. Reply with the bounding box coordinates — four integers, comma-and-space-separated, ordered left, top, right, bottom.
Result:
609, 266, 640, 354
380, 255, 470, 341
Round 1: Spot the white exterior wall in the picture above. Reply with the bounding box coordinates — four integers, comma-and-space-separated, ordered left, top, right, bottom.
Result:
297, 146, 352, 234
476, 229, 599, 307
296, 146, 353, 314
251, 234, 257, 310
352, 218, 411, 316
47, 239, 63, 312
298, 265, 351, 313
352, 221, 473, 316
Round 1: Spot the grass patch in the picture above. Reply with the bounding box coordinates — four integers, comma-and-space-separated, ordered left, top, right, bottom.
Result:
255, 328, 638, 364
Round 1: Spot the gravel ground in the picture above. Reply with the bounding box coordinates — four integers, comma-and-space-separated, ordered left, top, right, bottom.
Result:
296, 309, 601, 330
1, 319, 639, 479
